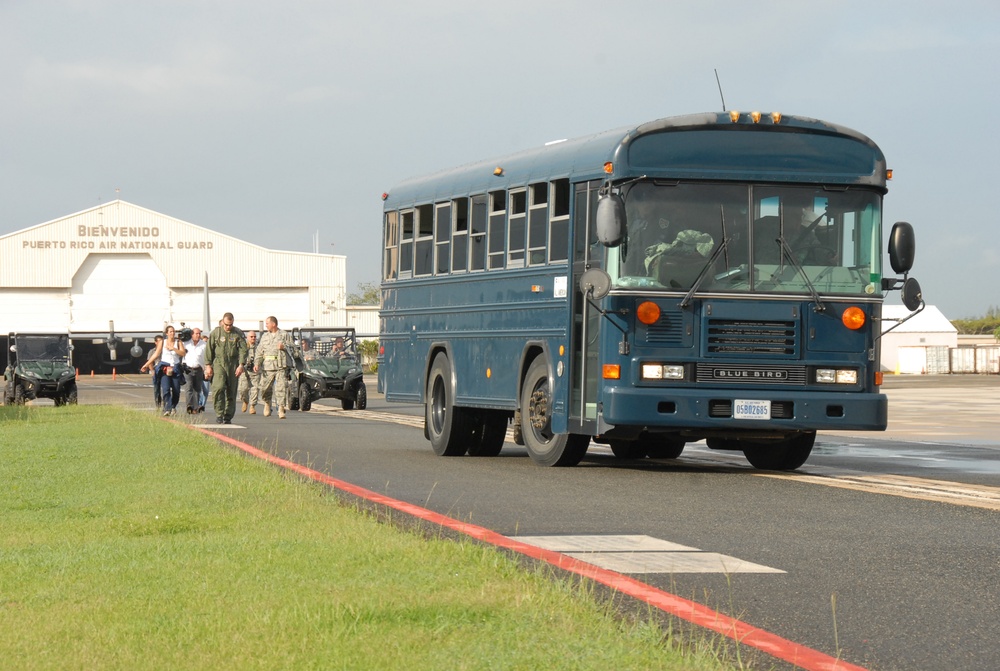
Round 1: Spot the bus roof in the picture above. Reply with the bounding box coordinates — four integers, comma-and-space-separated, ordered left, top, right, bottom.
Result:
384, 112, 887, 208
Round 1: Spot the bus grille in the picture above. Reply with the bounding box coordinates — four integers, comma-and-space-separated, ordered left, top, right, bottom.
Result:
645, 311, 685, 345
696, 363, 808, 385
706, 319, 798, 357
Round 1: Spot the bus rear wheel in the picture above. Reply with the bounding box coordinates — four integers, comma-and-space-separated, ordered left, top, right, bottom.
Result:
641, 434, 685, 459
467, 410, 507, 457
741, 432, 815, 471
426, 353, 473, 456
610, 433, 685, 460
520, 357, 588, 467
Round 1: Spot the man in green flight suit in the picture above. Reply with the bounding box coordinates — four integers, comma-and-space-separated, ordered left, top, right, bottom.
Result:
204, 312, 248, 424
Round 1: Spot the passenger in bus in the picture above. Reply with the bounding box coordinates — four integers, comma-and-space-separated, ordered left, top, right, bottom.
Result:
622, 190, 673, 278
644, 229, 715, 289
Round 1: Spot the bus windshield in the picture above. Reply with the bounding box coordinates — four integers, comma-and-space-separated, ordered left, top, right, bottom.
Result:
608, 182, 882, 297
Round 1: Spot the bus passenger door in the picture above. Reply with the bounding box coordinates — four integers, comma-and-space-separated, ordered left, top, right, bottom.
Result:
568, 180, 602, 434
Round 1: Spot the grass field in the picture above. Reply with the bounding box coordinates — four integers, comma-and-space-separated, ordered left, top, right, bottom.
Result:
0, 405, 741, 670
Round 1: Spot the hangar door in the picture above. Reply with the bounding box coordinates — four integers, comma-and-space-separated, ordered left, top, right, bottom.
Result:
71, 254, 170, 332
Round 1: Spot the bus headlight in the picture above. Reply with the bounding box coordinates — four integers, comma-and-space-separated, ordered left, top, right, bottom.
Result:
816, 368, 858, 384
641, 364, 685, 381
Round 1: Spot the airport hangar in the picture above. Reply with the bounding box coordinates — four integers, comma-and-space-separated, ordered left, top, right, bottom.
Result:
0, 200, 353, 374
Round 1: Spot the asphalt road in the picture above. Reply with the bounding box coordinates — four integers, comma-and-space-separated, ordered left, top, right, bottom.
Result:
66, 374, 1000, 670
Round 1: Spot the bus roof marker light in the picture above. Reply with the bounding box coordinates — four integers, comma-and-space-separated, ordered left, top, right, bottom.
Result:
729, 110, 740, 123
637, 301, 661, 325
842, 306, 866, 330
751, 111, 762, 123
603, 162, 614, 174
886, 169, 893, 180
770, 112, 782, 124
493, 167, 504, 177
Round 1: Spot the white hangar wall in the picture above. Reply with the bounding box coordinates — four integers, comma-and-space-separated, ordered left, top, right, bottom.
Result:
0, 200, 347, 335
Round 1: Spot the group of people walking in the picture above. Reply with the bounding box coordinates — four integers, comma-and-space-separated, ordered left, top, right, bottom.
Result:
141, 313, 295, 424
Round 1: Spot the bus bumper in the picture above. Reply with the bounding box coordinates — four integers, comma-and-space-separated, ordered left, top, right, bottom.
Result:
600, 385, 888, 434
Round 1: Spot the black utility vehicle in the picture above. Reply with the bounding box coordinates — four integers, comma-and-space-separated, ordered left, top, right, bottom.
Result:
4, 333, 78, 406
288, 328, 367, 411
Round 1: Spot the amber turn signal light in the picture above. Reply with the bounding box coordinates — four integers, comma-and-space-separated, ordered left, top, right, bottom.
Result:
637, 301, 661, 325
842, 306, 866, 330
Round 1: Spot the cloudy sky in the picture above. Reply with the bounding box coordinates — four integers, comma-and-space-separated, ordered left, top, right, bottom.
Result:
2, 1, 997, 318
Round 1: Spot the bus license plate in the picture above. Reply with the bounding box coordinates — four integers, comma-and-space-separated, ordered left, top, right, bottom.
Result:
734, 399, 771, 420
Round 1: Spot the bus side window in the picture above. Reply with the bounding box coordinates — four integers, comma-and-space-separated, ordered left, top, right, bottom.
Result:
508, 189, 526, 268
399, 209, 414, 277
470, 194, 488, 271
488, 190, 506, 270
528, 182, 548, 266
435, 202, 451, 275
549, 179, 570, 263
383, 210, 399, 280
414, 204, 433, 276
451, 197, 469, 272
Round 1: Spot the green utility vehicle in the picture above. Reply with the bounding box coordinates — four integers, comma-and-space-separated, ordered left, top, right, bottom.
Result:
289, 328, 367, 411
4, 333, 78, 406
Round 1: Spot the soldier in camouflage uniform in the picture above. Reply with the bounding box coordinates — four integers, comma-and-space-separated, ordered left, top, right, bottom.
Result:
254, 315, 294, 419
238, 329, 260, 414
204, 312, 248, 424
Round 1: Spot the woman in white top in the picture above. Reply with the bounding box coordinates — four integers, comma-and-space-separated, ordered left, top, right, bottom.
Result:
157, 325, 187, 416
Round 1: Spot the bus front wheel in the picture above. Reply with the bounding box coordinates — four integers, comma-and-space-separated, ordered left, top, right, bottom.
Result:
426, 353, 473, 456
520, 357, 588, 467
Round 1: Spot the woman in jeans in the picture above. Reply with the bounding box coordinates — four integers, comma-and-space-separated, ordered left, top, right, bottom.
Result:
157, 325, 186, 416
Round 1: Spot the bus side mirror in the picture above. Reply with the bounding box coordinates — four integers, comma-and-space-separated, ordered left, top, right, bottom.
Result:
596, 194, 625, 247
900, 277, 923, 311
888, 221, 915, 274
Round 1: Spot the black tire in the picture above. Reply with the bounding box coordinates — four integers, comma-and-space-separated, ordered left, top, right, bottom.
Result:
355, 382, 367, 410
467, 410, 506, 457
299, 383, 311, 411
641, 434, 685, 459
742, 432, 816, 471
425, 353, 474, 456
67, 384, 78, 405
13, 383, 25, 406
520, 357, 589, 466
609, 440, 646, 459
341, 397, 354, 410
511, 409, 524, 446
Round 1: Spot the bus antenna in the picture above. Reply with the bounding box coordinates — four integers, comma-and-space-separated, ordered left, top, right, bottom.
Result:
714, 69, 727, 112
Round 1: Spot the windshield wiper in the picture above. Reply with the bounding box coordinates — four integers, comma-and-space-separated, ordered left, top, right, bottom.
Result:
774, 236, 826, 312
679, 236, 732, 309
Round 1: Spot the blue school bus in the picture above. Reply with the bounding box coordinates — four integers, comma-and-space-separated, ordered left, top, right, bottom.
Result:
378, 111, 922, 470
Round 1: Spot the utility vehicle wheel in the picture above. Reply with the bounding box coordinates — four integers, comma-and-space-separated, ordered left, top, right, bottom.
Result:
520, 357, 588, 466
299, 383, 311, 411
341, 397, 354, 410
13, 384, 25, 406
355, 382, 367, 410
425, 353, 474, 456
67, 384, 78, 405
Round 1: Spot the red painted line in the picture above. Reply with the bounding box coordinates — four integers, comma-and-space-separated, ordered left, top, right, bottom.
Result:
197, 426, 867, 671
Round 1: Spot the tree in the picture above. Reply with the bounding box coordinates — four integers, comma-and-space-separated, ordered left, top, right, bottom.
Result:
346, 281, 379, 306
